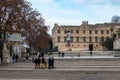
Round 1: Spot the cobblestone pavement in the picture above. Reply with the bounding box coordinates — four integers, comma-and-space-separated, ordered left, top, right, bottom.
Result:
0, 69, 120, 80
1, 57, 120, 80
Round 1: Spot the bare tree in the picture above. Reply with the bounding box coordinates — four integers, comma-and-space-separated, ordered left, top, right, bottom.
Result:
0, 0, 51, 59
25, 13, 51, 53
111, 15, 120, 23
0, 0, 32, 58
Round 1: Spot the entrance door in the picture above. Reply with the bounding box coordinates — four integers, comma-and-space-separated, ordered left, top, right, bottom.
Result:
89, 44, 93, 51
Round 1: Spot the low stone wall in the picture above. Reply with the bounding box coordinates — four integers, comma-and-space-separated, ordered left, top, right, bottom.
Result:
53, 51, 120, 57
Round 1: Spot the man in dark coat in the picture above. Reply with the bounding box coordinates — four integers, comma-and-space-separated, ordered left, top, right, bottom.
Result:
15, 54, 19, 62
37, 57, 41, 69
48, 57, 52, 69
12, 53, 15, 63
51, 57, 54, 68
0, 53, 3, 63
58, 51, 61, 57
34, 56, 40, 69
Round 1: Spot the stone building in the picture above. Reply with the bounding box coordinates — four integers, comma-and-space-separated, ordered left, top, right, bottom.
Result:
113, 26, 120, 50
6, 31, 22, 57
0, 31, 22, 63
52, 21, 120, 51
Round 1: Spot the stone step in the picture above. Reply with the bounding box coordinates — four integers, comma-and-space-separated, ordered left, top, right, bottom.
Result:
1, 67, 120, 72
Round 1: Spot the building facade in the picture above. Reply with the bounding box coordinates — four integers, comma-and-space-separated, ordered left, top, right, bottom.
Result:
6, 31, 22, 57
52, 21, 120, 51
113, 26, 120, 50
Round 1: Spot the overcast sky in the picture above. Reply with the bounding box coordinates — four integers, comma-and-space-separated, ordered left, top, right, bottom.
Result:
26, 0, 120, 34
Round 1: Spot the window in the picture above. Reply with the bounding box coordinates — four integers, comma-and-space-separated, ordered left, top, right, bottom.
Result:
83, 30, 86, 34
64, 36, 67, 42
57, 37, 60, 42
95, 30, 98, 34
58, 30, 60, 33
89, 37, 92, 42
64, 30, 67, 33
76, 30, 79, 34
76, 37, 79, 42
71, 36, 73, 42
83, 37, 86, 42
101, 37, 104, 42
89, 30, 92, 34
111, 28, 113, 32
71, 30, 73, 33
101, 30, 104, 34
107, 30, 109, 34
95, 37, 98, 42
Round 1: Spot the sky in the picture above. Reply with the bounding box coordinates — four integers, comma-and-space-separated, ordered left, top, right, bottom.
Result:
26, 0, 120, 34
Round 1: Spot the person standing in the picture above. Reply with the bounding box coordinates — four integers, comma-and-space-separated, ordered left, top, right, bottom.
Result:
48, 57, 52, 69
58, 51, 61, 57
34, 56, 39, 69
51, 57, 54, 68
12, 53, 15, 63
62, 52, 65, 57
15, 54, 19, 62
90, 50, 92, 56
37, 57, 41, 69
41, 57, 45, 69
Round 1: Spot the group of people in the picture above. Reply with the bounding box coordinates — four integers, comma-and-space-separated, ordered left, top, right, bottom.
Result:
12, 53, 19, 63
33, 52, 54, 69
58, 51, 65, 57
48, 56, 54, 69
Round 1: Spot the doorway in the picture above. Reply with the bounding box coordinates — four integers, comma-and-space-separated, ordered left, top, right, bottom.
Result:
89, 44, 93, 51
